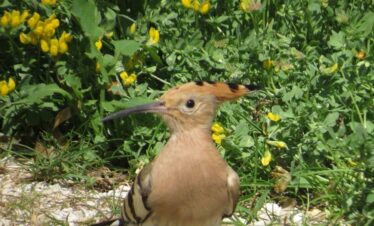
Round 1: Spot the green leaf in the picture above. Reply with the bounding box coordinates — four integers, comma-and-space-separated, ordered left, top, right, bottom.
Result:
323, 112, 339, 127
64, 74, 82, 90
83, 150, 98, 162
249, 190, 270, 220
293, 176, 312, 188
353, 12, 374, 38
282, 86, 303, 102
0, 0, 11, 7
113, 39, 141, 57
239, 135, 254, 148
71, 0, 103, 40
215, 15, 229, 23
166, 52, 176, 65
233, 120, 254, 148
145, 46, 163, 64
102, 8, 117, 31
64, 74, 83, 99
366, 193, 374, 204
328, 31, 345, 49
103, 54, 116, 71
19, 84, 72, 105
308, 1, 321, 13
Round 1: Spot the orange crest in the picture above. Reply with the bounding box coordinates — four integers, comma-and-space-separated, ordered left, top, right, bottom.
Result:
163, 81, 259, 102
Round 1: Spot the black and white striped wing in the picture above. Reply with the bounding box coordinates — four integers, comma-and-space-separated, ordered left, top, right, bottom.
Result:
122, 163, 153, 224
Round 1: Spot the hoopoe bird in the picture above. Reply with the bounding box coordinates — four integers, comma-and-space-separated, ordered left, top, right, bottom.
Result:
96, 81, 257, 226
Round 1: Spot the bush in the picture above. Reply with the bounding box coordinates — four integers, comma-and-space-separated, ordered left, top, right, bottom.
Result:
0, 0, 373, 224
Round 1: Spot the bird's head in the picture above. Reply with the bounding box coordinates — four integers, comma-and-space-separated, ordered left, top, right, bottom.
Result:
103, 81, 258, 133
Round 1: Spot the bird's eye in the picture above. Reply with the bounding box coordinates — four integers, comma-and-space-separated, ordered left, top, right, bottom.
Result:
186, 99, 195, 108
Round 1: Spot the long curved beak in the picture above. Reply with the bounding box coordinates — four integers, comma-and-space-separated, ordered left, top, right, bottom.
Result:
102, 101, 166, 122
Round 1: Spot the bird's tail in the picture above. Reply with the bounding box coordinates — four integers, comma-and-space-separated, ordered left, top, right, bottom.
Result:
91, 218, 126, 226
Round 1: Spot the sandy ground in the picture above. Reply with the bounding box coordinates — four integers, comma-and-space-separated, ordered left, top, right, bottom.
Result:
0, 157, 329, 226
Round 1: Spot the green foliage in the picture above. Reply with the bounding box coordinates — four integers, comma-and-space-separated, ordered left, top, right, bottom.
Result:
0, 0, 373, 224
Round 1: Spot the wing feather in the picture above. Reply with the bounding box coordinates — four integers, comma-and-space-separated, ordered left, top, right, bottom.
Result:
122, 163, 153, 223
223, 166, 240, 217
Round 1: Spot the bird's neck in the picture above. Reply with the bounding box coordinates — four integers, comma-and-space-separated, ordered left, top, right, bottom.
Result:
174, 126, 211, 136
167, 127, 213, 149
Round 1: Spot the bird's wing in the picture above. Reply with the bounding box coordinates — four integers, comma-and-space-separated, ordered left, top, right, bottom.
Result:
121, 163, 153, 224
223, 166, 240, 217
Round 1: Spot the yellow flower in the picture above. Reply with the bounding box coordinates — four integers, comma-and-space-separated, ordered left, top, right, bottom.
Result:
95, 39, 103, 51
60, 31, 72, 42
42, 0, 57, 6
263, 59, 273, 70
44, 14, 56, 23
40, 39, 50, 52
261, 150, 272, 166
34, 21, 44, 36
320, 63, 338, 74
347, 159, 357, 167
240, 0, 247, 11
43, 23, 56, 38
0, 11, 11, 27
58, 32, 71, 54
274, 61, 293, 72
105, 31, 114, 38
95, 62, 101, 73
200, 1, 210, 14
21, 10, 29, 21
124, 73, 137, 86
211, 122, 224, 134
29, 32, 39, 45
119, 71, 137, 86
181, 0, 192, 8
10, 10, 21, 27
240, 0, 262, 13
130, 23, 136, 34
212, 133, 225, 144
19, 32, 31, 44
58, 40, 68, 54
27, 12, 40, 29
0, 78, 16, 96
41, 14, 60, 39
355, 50, 365, 60
120, 71, 128, 80
7, 78, 15, 92
39, 16, 59, 38
50, 18, 59, 28
193, 0, 200, 11
266, 140, 288, 149
147, 27, 160, 45
267, 112, 281, 122
330, 63, 339, 73
9, 10, 28, 27
211, 121, 226, 144
50, 38, 59, 56
0, 80, 9, 96
321, 0, 329, 8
